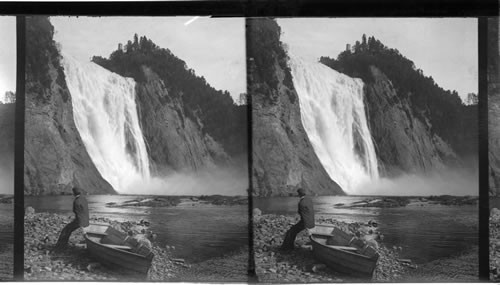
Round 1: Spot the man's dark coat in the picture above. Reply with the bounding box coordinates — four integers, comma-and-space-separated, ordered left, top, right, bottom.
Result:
73, 195, 89, 227
298, 196, 315, 229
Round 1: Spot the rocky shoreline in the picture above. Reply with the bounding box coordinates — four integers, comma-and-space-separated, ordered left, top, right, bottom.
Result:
253, 212, 477, 282
0, 195, 13, 204
24, 209, 247, 281
106, 195, 248, 208
340, 195, 478, 208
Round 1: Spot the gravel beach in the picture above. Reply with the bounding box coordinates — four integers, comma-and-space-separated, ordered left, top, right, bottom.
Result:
0, 244, 12, 280
254, 212, 477, 282
24, 209, 248, 281
0, 206, 13, 280
490, 208, 500, 281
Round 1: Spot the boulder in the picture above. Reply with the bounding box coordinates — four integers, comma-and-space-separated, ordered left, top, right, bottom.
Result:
253, 208, 262, 217
492, 208, 500, 222
25, 206, 36, 218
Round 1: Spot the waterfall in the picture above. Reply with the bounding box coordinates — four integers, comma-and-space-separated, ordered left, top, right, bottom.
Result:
61, 53, 151, 193
289, 55, 379, 193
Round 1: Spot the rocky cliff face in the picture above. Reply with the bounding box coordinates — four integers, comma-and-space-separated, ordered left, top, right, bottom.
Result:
364, 66, 460, 176
24, 17, 115, 195
249, 19, 344, 197
489, 17, 500, 196
135, 66, 230, 174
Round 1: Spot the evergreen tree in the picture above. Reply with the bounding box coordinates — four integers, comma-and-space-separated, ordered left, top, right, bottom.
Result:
4, 91, 15, 104
133, 33, 139, 50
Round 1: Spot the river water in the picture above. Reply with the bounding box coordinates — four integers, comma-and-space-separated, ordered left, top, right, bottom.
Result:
25, 195, 248, 263
254, 196, 477, 265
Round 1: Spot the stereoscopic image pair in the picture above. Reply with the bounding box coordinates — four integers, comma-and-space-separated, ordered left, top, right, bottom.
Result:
0, 15, 496, 282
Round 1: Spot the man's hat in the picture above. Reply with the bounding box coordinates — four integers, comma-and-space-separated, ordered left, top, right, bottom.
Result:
297, 188, 306, 196
72, 187, 83, 195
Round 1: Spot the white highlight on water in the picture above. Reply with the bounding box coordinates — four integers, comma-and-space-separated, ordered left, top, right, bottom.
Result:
61, 53, 151, 193
289, 55, 379, 194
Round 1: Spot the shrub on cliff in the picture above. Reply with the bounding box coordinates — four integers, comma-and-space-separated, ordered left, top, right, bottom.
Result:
247, 18, 294, 104
26, 16, 69, 104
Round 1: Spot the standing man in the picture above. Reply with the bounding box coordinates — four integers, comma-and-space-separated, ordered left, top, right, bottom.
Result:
281, 188, 315, 250
54, 187, 89, 250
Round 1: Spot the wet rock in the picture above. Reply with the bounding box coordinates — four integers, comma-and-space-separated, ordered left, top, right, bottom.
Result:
253, 208, 262, 217
311, 264, 326, 273
86, 262, 100, 272
492, 208, 500, 222
25, 207, 35, 218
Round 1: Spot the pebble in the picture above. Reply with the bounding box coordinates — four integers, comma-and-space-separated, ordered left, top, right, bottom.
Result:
312, 264, 326, 273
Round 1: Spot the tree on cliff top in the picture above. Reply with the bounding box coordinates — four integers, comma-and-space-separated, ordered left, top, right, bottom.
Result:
92, 34, 247, 156
320, 35, 477, 157
3, 91, 15, 104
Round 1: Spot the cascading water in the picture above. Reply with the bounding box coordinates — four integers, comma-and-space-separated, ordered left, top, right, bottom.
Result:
61, 53, 151, 193
289, 55, 379, 193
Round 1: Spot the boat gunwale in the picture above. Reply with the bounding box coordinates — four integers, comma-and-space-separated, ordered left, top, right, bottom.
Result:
84, 233, 154, 261
310, 235, 378, 261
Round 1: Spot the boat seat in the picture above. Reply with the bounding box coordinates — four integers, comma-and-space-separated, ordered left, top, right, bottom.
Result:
104, 244, 133, 250
328, 245, 359, 251
86, 231, 108, 236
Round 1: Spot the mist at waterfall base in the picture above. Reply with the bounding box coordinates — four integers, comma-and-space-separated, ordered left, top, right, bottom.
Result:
354, 168, 478, 196
0, 145, 13, 194
0, 168, 13, 195
125, 166, 248, 196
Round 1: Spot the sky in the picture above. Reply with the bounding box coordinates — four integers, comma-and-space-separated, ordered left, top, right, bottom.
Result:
278, 18, 478, 103
51, 16, 246, 102
0, 17, 16, 103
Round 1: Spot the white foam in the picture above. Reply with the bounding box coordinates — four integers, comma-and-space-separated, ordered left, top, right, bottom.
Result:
62, 53, 151, 193
289, 54, 379, 194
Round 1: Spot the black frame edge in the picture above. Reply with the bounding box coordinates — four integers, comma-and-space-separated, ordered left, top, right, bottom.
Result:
246, 17, 257, 283
13, 15, 25, 281
479, 16, 490, 281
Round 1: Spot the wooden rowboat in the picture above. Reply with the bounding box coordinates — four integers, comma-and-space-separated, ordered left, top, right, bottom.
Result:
309, 224, 379, 278
84, 223, 154, 275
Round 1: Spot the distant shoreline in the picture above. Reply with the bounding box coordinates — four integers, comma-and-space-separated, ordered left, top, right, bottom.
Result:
25, 194, 248, 208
